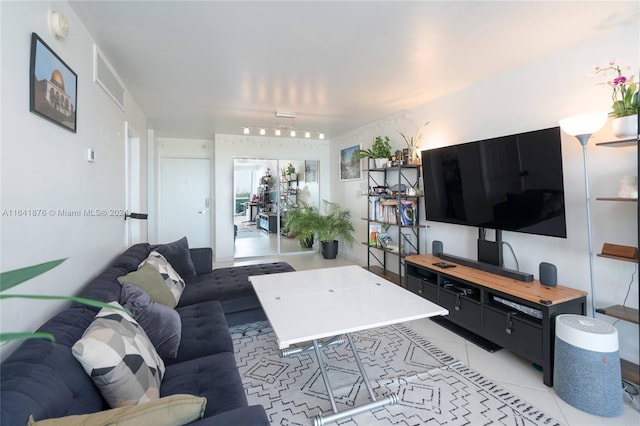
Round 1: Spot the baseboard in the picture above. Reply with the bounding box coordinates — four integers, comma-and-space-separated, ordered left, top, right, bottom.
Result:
430, 316, 502, 353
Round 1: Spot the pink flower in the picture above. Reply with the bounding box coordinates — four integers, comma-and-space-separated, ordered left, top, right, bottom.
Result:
613, 76, 627, 86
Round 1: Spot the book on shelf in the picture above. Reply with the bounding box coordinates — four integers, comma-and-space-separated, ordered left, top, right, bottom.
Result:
376, 232, 399, 252
368, 223, 382, 247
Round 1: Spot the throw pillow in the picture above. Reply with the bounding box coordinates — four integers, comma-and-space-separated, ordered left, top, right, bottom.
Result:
120, 283, 182, 359
118, 262, 177, 308
155, 237, 197, 278
27, 394, 206, 425
72, 302, 165, 408
141, 251, 185, 305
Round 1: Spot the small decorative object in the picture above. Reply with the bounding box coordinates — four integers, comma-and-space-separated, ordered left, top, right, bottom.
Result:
29, 33, 77, 132
339, 144, 362, 181
618, 175, 638, 199
354, 136, 392, 169
593, 61, 638, 138
284, 163, 296, 180
400, 121, 429, 165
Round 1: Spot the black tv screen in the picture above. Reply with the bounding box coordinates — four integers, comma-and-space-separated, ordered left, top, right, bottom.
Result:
421, 127, 567, 238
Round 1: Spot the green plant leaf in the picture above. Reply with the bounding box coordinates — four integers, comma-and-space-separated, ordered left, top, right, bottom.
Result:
0, 332, 55, 343
0, 258, 67, 292
0, 294, 131, 315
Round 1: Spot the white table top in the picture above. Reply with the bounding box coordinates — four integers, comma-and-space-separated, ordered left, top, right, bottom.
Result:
249, 265, 448, 349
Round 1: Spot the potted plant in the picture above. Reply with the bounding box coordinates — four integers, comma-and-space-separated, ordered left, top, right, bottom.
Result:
399, 121, 429, 165
315, 200, 356, 259
354, 136, 392, 168
283, 202, 320, 248
594, 61, 639, 138
284, 163, 296, 180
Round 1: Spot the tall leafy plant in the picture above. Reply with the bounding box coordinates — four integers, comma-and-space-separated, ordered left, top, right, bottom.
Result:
316, 200, 356, 244
0, 259, 127, 342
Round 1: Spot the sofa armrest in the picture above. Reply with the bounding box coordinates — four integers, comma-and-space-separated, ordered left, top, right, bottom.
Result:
188, 405, 269, 426
189, 248, 213, 275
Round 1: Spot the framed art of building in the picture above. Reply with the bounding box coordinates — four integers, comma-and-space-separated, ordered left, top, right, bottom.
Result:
29, 32, 77, 132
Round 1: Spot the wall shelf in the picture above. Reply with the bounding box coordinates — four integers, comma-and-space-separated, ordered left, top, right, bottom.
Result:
596, 197, 637, 202
596, 253, 638, 263
595, 305, 639, 324
595, 138, 637, 148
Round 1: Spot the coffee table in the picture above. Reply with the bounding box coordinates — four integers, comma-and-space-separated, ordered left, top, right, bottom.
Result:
249, 265, 448, 425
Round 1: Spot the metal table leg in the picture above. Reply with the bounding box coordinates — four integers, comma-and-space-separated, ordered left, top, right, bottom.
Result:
304, 333, 398, 426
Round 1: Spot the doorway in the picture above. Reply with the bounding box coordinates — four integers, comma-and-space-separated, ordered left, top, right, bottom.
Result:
159, 157, 211, 248
233, 158, 320, 258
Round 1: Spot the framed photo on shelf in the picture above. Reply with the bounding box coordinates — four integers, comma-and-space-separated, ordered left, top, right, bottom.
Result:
339, 144, 362, 181
29, 32, 77, 132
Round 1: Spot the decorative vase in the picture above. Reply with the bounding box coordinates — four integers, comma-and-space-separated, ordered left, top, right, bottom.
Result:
612, 114, 638, 139
374, 158, 387, 169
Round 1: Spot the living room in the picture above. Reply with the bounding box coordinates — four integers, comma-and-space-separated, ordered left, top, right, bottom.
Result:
1, 1, 638, 424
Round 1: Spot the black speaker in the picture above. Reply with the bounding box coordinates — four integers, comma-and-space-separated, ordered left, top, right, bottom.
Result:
539, 262, 557, 287
432, 240, 443, 256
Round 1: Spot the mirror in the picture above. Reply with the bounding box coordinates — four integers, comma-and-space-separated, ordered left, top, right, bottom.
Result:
233, 158, 319, 258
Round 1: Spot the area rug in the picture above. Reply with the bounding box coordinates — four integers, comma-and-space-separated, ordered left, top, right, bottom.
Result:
236, 223, 265, 239
231, 321, 562, 426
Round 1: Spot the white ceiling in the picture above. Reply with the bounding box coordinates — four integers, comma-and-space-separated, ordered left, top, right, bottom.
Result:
69, 1, 639, 139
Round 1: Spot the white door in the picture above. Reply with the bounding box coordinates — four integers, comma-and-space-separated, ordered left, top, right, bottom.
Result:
159, 158, 211, 247
125, 123, 143, 245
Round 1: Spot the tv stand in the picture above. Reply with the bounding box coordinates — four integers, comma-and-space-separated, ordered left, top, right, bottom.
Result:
438, 252, 534, 282
405, 254, 587, 387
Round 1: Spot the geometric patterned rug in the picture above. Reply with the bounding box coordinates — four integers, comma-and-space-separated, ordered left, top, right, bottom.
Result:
231, 321, 563, 426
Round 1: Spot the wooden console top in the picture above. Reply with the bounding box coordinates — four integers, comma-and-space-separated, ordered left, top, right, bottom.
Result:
405, 254, 587, 306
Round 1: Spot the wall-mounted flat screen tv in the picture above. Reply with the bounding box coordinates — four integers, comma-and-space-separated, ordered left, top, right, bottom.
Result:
421, 127, 567, 238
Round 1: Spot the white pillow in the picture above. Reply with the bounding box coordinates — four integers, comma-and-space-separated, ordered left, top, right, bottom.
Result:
72, 302, 165, 408
140, 251, 185, 305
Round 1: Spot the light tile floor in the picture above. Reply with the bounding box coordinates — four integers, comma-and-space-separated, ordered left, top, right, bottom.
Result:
216, 252, 640, 426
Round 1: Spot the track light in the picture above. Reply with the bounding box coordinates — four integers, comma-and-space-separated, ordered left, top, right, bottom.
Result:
242, 111, 325, 139
243, 127, 250, 134
305, 132, 311, 138
260, 128, 266, 135
290, 130, 296, 137
275, 129, 281, 136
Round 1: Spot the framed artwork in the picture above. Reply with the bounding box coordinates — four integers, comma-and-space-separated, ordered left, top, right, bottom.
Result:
30, 33, 77, 132
339, 144, 362, 181
304, 160, 318, 183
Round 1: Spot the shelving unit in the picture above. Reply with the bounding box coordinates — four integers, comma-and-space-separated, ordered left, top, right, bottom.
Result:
363, 164, 424, 285
594, 136, 639, 387
279, 176, 298, 235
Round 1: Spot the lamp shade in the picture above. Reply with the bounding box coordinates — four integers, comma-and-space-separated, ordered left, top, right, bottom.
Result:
559, 113, 607, 136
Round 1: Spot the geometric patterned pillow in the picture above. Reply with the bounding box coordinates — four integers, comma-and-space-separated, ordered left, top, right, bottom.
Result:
140, 251, 185, 305
71, 302, 165, 408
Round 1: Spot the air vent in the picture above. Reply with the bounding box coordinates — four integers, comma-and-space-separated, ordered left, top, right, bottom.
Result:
93, 45, 125, 111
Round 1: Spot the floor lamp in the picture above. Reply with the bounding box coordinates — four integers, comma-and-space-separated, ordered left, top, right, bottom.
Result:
559, 113, 608, 317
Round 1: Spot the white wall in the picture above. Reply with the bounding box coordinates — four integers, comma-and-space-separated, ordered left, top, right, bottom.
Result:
332, 23, 639, 363
214, 134, 331, 262
0, 1, 147, 360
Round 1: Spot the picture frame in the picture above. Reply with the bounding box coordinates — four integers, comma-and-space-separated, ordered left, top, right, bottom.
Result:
304, 160, 318, 183
30, 32, 77, 132
339, 144, 362, 181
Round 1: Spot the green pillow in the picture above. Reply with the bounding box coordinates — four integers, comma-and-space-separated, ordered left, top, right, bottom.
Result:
27, 394, 206, 425
118, 263, 177, 308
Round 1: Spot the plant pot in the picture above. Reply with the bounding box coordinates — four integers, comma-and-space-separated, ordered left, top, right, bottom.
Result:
300, 236, 314, 249
321, 240, 339, 259
374, 158, 387, 169
612, 114, 638, 139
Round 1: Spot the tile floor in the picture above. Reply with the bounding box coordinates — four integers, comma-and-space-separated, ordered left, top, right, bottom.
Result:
216, 252, 640, 426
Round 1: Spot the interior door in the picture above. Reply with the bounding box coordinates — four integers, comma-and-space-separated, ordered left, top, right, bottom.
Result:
125, 122, 143, 245
159, 157, 211, 247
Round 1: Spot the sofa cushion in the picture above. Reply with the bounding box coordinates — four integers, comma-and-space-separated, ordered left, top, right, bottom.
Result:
161, 352, 248, 418
118, 263, 177, 308
165, 301, 233, 365
142, 251, 185, 305
155, 237, 197, 278
72, 303, 165, 408
109, 243, 152, 271
120, 283, 182, 359
177, 262, 295, 311
26, 394, 206, 426
1, 337, 108, 425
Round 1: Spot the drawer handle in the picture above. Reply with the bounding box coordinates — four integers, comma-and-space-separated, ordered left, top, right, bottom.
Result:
505, 311, 517, 334
455, 293, 462, 311
418, 283, 423, 295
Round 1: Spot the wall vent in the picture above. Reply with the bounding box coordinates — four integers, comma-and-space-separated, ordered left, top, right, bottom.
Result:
93, 45, 125, 111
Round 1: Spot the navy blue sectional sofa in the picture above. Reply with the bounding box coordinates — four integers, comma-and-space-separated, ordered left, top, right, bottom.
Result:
1, 242, 295, 425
